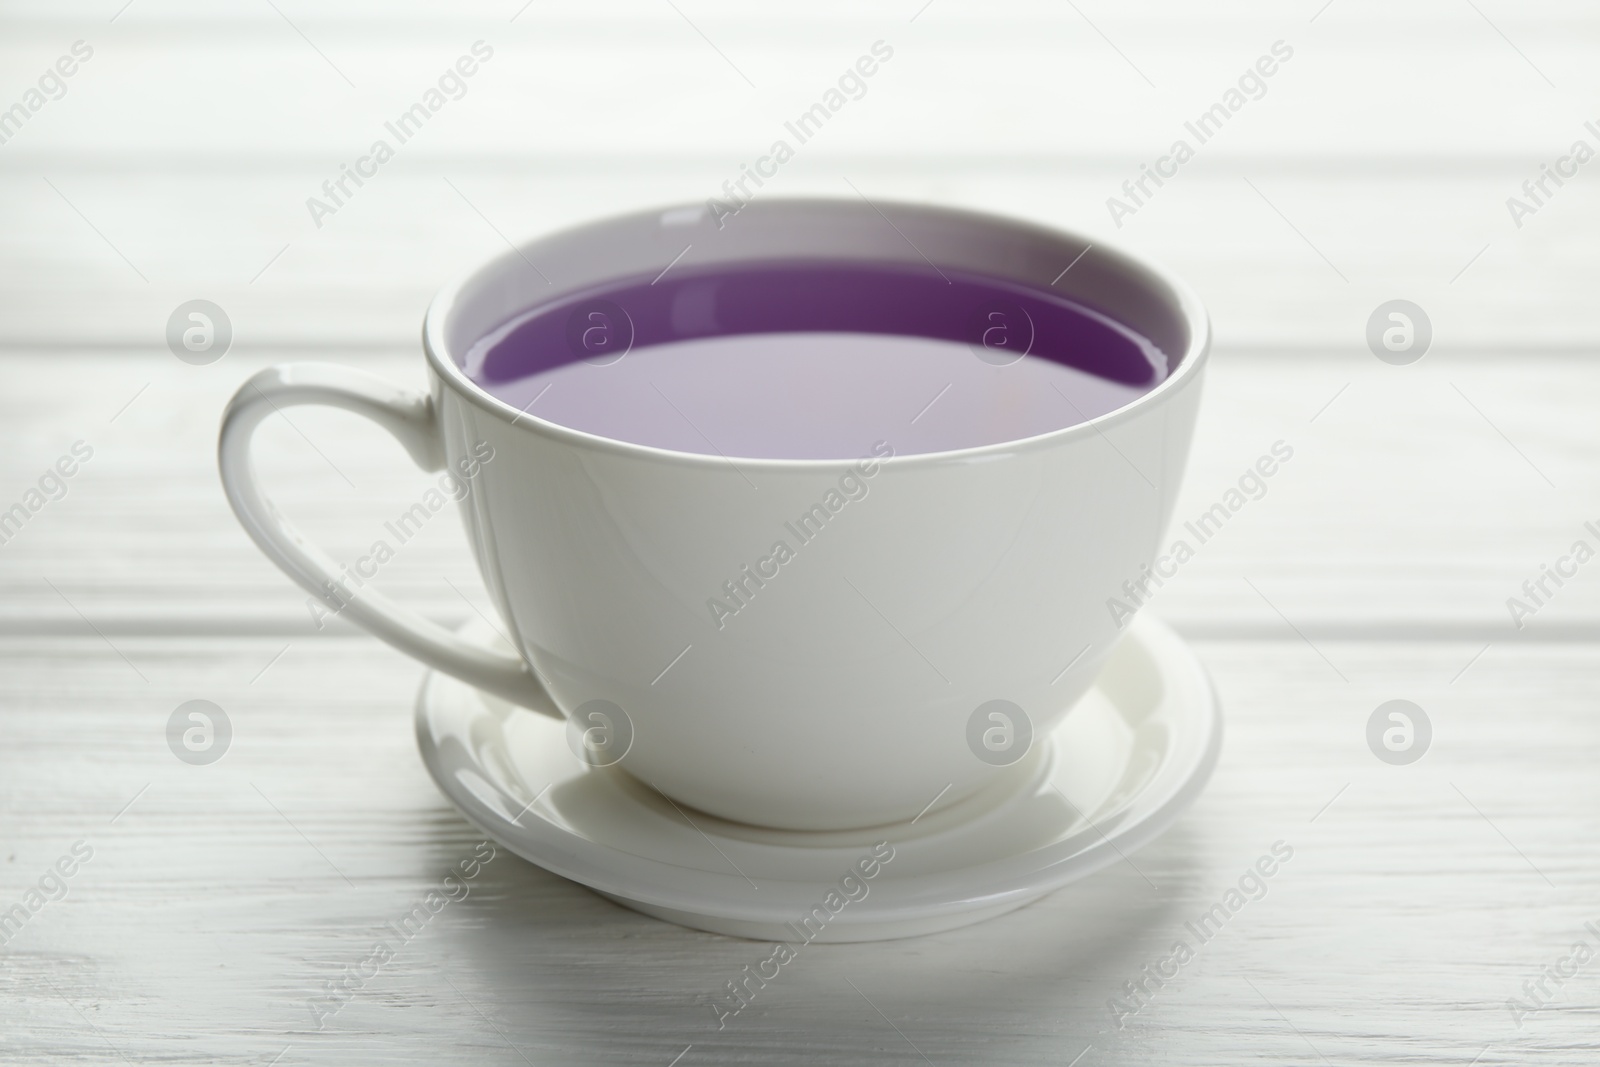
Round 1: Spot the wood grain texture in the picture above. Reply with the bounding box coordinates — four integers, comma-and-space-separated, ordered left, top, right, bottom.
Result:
0, 2, 1597, 348
1, 637, 1596, 1065
3, 1, 1598, 1063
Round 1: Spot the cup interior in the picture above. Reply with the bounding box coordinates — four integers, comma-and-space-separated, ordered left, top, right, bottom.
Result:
424, 198, 1207, 458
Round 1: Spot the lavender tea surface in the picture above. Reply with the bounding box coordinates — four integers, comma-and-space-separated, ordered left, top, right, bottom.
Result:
461, 261, 1170, 460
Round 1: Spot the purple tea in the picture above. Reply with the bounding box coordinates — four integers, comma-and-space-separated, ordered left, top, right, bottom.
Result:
461, 260, 1169, 460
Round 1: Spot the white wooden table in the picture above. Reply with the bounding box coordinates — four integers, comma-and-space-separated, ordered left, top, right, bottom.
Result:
3, 2, 1598, 1063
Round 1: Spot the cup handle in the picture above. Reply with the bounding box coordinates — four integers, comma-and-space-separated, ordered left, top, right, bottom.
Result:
218, 363, 561, 720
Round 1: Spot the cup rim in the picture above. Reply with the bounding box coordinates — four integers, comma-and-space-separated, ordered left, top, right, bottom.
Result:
422, 197, 1211, 469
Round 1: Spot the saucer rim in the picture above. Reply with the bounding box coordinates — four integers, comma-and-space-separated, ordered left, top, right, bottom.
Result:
415, 615, 1221, 928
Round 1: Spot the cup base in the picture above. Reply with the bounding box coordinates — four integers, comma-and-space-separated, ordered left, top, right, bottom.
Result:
416, 614, 1220, 942
593, 734, 1053, 849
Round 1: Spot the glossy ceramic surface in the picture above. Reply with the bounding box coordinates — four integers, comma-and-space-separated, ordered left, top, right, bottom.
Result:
221, 198, 1210, 830
416, 614, 1221, 942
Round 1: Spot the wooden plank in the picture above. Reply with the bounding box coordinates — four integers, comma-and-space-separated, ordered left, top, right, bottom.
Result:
0, 634, 1593, 1064
2, 165, 1594, 346
1, 166, 1595, 361
3, 0, 1596, 156
5, 0, 1592, 170
0, 4, 1596, 348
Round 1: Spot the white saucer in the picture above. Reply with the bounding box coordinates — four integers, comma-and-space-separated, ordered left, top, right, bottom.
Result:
415, 616, 1221, 942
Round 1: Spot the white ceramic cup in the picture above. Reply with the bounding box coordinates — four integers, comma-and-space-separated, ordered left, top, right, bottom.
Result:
219, 198, 1209, 832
